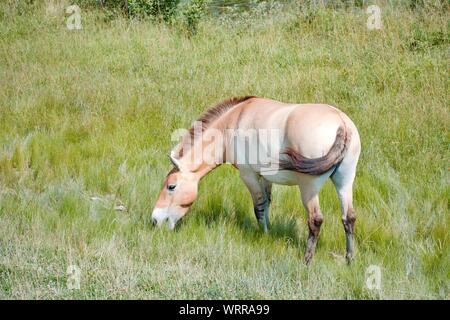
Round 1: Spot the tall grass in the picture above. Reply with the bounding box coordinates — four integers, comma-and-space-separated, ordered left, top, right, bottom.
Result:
0, 1, 448, 299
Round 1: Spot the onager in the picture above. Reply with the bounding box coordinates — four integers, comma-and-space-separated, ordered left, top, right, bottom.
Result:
152, 96, 361, 264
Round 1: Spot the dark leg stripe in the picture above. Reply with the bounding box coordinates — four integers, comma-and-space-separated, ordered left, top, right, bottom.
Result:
253, 200, 268, 221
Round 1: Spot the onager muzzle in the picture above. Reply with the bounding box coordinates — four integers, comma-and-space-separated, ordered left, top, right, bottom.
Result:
151, 207, 184, 230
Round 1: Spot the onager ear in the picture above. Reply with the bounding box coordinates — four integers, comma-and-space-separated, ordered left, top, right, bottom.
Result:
169, 151, 181, 170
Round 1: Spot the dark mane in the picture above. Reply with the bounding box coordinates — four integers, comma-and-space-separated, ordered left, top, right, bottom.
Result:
176, 96, 255, 157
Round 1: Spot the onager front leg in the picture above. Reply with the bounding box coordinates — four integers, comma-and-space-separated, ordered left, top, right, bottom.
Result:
239, 170, 271, 233
260, 178, 272, 230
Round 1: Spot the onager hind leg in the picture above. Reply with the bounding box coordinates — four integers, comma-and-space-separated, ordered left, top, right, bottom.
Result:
239, 169, 272, 233
332, 162, 357, 264
299, 173, 329, 264
301, 191, 323, 264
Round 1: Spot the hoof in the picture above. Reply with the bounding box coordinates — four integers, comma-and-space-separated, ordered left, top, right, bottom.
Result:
304, 252, 314, 265
258, 220, 269, 234
345, 253, 353, 265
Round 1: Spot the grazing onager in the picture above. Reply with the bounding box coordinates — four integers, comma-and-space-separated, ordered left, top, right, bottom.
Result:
152, 96, 361, 264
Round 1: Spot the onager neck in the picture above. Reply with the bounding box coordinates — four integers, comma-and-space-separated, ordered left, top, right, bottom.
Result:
177, 122, 230, 179
172, 96, 255, 179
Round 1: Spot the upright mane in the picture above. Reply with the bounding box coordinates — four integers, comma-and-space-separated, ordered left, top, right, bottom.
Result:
174, 96, 255, 158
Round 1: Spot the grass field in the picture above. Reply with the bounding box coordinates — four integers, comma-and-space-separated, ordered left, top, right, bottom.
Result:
0, 1, 449, 299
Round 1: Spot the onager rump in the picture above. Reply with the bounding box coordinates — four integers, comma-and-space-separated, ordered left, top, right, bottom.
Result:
152, 96, 361, 264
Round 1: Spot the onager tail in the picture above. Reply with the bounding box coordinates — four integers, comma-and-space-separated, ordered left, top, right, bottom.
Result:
280, 126, 349, 175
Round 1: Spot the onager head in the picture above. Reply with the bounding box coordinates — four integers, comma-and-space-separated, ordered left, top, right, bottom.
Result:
151, 154, 200, 229
151, 96, 252, 229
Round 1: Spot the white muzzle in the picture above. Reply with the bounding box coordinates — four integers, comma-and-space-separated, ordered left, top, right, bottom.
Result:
151, 208, 180, 230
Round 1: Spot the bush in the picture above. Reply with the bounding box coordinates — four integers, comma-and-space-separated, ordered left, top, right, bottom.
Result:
71, 0, 180, 22
128, 0, 180, 22
180, 0, 209, 35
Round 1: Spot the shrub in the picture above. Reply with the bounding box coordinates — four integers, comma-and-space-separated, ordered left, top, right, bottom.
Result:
71, 0, 180, 22
128, 0, 180, 22
180, 0, 209, 35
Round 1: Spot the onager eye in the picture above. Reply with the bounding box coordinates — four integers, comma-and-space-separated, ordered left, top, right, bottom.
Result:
167, 184, 176, 192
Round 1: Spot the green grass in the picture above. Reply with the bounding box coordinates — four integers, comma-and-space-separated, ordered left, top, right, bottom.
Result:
0, 1, 449, 299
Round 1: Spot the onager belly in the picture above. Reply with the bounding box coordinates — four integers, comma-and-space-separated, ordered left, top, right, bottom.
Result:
261, 170, 301, 185
260, 167, 334, 188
